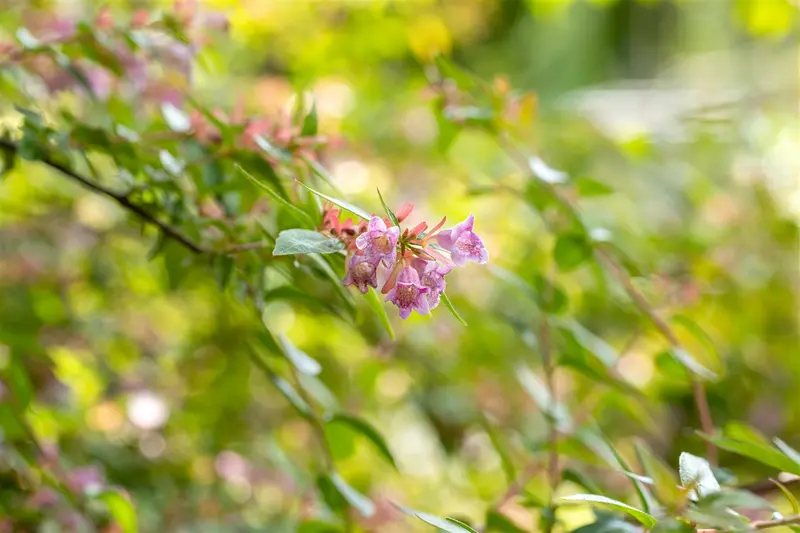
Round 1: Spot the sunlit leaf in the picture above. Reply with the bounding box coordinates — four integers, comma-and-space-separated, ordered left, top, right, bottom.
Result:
363, 287, 395, 340
297, 181, 371, 220
553, 234, 593, 271
697, 434, 800, 475
97, 490, 138, 533
273, 229, 344, 256
161, 102, 191, 132
394, 504, 478, 533
441, 292, 468, 326
774, 438, 800, 466
679, 452, 720, 499
329, 473, 375, 517
377, 188, 399, 226
277, 334, 322, 376
236, 164, 315, 227
516, 365, 571, 431
326, 413, 397, 469
670, 347, 717, 381
560, 494, 657, 528
771, 479, 800, 514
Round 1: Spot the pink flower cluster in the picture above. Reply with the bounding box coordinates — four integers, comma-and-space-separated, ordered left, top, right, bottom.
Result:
333, 204, 488, 319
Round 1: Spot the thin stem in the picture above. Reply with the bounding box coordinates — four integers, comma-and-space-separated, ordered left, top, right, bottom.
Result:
290, 368, 335, 471
751, 514, 800, 530
1, 139, 208, 254
595, 247, 717, 465
496, 135, 717, 465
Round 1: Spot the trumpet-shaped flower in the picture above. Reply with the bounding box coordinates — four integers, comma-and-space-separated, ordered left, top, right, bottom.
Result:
436, 214, 489, 266
413, 259, 451, 309
343, 254, 379, 294
385, 265, 430, 319
356, 216, 400, 266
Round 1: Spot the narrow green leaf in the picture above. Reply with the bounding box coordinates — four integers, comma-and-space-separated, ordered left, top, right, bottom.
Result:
363, 287, 395, 340
236, 164, 315, 228
602, 436, 654, 513
774, 438, 800, 466
326, 413, 397, 469
560, 495, 657, 529
161, 102, 191, 132
441, 292, 468, 327
516, 365, 571, 431
670, 347, 717, 381
377, 188, 399, 226
307, 253, 355, 310
553, 234, 593, 271
771, 479, 800, 514
277, 334, 322, 376
329, 473, 375, 517
394, 504, 478, 533
273, 229, 344, 256
97, 490, 138, 533
576, 177, 614, 197
635, 440, 683, 507
696, 434, 800, 475
479, 413, 516, 484
297, 180, 371, 220
301, 101, 318, 136
557, 319, 617, 367
679, 451, 720, 498
485, 510, 526, 533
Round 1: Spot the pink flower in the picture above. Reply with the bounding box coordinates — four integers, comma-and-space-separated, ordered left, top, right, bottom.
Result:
413, 259, 451, 309
343, 254, 379, 294
436, 214, 489, 266
356, 216, 400, 266
385, 265, 430, 319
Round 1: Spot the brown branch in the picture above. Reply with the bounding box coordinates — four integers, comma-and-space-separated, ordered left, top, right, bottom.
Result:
751, 514, 800, 530
594, 247, 717, 465
1, 138, 209, 254
497, 134, 717, 465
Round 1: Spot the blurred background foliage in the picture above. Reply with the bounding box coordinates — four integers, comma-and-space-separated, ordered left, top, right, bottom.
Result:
0, 0, 799, 532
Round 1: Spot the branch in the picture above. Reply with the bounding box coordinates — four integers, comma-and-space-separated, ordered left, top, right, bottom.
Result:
594, 248, 717, 465
1, 138, 208, 254
497, 135, 717, 465
751, 514, 800, 530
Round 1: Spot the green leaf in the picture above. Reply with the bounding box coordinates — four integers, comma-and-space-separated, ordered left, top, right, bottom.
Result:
273, 229, 344, 256
161, 102, 191, 132
0, 142, 15, 177
297, 181, 371, 220
97, 490, 138, 533
377, 188, 399, 226
394, 504, 478, 533
297, 520, 343, 533
480, 413, 516, 484
560, 495, 657, 529
774, 438, 800, 466
307, 253, 355, 310
485, 510, 526, 533
329, 473, 375, 517
576, 178, 614, 197
277, 334, 322, 376
516, 365, 571, 431
670, 347, 717, 381
771, 479, 800, 514
301, 101, 318, 136
679, 452, 720, 498
696, 434, 800, 475
556, 319, 617, 367
363, 287, 395, 340
75, 23, 125, 76
553, 234, 593, 271
326, 413, 397, 469
236, 164, 315, 228
441, 292, 468, 326
571, 513, 642, 533
532, 275, 568, 314
213, 255, 234, 290
634, 441, 683, 507
271, 373, 312, 416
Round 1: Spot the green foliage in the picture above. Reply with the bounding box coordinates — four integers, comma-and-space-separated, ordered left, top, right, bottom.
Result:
0, 1, 798, 532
